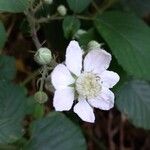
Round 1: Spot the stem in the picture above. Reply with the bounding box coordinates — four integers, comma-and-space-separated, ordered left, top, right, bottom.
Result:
39, 65, 47, 91
108, 111, 115, 150
83, 129, 106, 150
25, 10, 41, 49
119, 114, 125, 150
31, 23, 41, 49
36, 15, 93, 24
98, 0, 118, 14
92, 1, 100, 12
33, 1, 43, 13
21, 68, 41, 86
37, 16, 63, 23
76, 15, 94, 20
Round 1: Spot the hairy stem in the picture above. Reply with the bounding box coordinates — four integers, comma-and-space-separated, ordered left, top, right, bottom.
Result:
21, 68, 41, 86
39, 65, 47, 91
25, 9, 41, 49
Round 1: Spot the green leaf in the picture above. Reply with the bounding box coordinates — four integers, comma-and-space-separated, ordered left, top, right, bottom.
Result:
0, 55, 16, 80
25, 112, 87, 150
116, 80, 150, 129
0, 0, 30, 13
67, 0, 92, 13
94, 11, 150, 80
0, 80, 27, 144
0, 21, 6, 50
63, 16, 81, 39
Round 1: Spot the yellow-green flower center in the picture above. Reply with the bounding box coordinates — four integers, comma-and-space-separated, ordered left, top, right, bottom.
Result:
75, 72, 102, 99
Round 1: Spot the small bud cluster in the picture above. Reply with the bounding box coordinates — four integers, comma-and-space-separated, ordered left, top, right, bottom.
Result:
87, 40, 102, 51
57, 5, 67, 16
74, 29, 87, 39
34, 47, 52, 65
34, 91, 48, 104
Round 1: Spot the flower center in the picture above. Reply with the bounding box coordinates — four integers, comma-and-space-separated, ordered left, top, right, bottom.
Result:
75, 72, 102, 99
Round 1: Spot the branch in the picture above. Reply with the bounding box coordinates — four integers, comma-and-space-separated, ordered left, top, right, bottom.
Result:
108, 111, 115, 150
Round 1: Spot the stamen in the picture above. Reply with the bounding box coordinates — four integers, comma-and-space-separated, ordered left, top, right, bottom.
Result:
75, 72, 102, 99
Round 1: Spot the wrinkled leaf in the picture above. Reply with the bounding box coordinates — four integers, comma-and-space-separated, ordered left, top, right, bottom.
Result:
0, 81, 27, 144
116, 80, 150, 129
25, 112, 86, 150
95, 11, 150, 80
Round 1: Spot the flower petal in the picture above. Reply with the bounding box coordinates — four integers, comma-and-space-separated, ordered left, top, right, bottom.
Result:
84, 49, 111, 74
100, 70, 120, 88
88, 87, 114, 110
53, 87, 74, 111
65, 40, 83, 76
73, 99, 95, 123
51, 64, 75, 90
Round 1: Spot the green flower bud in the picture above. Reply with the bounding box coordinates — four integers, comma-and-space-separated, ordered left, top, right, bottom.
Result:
34, 47, 52, 65
34, 91, 48, 104
87, 40, 103, 51
57, 5, 67, 16
74, 29, 87, 39
44, 0, 53, 4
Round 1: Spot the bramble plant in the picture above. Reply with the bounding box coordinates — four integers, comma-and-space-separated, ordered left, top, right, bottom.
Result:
0, 0, 150, 149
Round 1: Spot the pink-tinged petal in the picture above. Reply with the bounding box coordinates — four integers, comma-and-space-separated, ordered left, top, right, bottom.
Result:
88, 87, 114, 110
53, 87, 74, 111
73, 99, 95, 123
100, 70, 120, 88
84, 49, 111, 74
51, 64, 75, 90
65, 40, 82, 76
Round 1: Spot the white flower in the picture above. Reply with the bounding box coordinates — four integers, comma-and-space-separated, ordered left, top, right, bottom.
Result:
51, 40, 120, 123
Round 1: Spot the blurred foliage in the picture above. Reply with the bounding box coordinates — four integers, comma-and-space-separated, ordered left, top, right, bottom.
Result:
0, 0, 30, 13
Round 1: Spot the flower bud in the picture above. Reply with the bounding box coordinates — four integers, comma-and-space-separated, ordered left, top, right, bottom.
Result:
34, 91, 48, 104
34, 47, 52, 65
44, 0, 53, 4
57, 5, 67, 16
87, 40, 103, 51
74, 29, 87, 39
